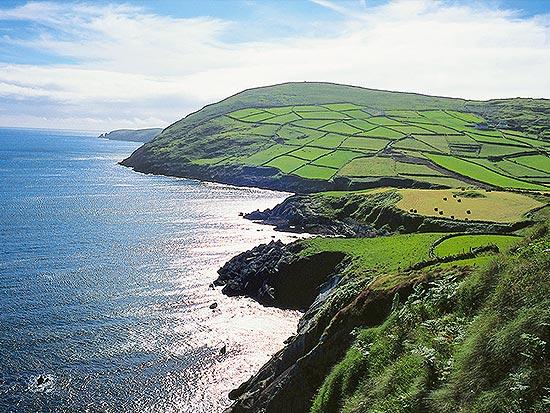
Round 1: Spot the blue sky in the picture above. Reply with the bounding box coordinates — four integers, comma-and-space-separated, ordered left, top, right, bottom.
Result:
0, 0, 549, 130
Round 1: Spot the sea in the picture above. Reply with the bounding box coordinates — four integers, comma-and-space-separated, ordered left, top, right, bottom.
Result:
0, 127, 300, 412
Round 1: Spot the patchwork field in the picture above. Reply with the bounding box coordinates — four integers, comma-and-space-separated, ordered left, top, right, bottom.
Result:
190, 103, 550, 191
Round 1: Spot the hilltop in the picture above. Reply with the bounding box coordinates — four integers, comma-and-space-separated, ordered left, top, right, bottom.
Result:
121, 82, 549, 193
99, 127, 162, 143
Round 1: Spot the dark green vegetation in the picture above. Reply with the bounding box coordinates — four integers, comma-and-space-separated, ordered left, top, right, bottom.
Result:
98, 127, 162, 143
311, 225, 549, 413
122, 82, 549, 192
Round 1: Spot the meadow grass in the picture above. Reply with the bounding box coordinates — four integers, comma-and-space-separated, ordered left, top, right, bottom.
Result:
242, 144, 298, 165
292, 119, 337, 129
321, 121, 363, 135
311, 133, 348, 148
433, 234, 520, 257
341, 137, 390, 151
300, 233, 444, 275
322, 103, 364, 111
196, 102, 549, 189
262, 112, 301, 124
265, 155, 306, 173
514, 154, 550, 174
242, 111, 276, 122
395, 188, 544, 222
290, 146, 333, 160
294, 164, 337, 180
337, 156, 397, 177
345, 119, 378, 132
392, 137, 442, 153
313, 150, 362, 168
426, 154, 548, 190
299, 111, 350, 120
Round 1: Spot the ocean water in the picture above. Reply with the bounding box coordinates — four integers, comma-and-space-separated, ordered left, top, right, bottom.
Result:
0, 128, 300, 412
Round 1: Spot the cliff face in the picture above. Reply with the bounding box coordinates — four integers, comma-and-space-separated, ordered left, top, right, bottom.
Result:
215, 240, 346, 310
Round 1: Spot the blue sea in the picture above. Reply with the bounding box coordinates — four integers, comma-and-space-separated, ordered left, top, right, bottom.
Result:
0, 128, 299, 412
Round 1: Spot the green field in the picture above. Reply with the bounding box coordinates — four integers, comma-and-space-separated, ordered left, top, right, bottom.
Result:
433, 234, 520, 257
265, 155, 305, 173
300, 233, 442, 275
129, 82, 550, 191
294, 164, 336, 180
395, 188, 544, 222
426, 154, 548, 190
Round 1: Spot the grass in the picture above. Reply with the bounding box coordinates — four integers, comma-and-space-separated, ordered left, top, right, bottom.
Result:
341, 137, 390, 151
294, 164, 337, 180
358, 127, 405, 139
337, 156, 397, 177
265, 155, 306, 173
290, 146, 333, 160
514, 154, 550, 174
337, 157, 441, 178
321, 121, 363, 135
299, 111, 350, 120
242, 144, 297, 165
393, 137, 442, 153
426, 154, 548, 191
433, 234, 520, 257
300, 233, 443, 275
314, 150, 362, 169
391, 125, 435, 135
293, 119, 337, 129
323, 103, 364, 111
472, 158, 547, 178
365, 117, 404, 126
478, 143, 533, 158
312, 133, 349, 148
263, 112, 301, 124
395, 188, 544, 222
345, 119, 378, 132
242, 111, 276, 122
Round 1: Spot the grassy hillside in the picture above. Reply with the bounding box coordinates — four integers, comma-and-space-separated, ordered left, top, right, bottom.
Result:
310, 224, 549, 413
122, 82, 549, 192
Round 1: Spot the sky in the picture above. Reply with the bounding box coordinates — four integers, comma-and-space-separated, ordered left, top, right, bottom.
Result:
0, 0, 549, 131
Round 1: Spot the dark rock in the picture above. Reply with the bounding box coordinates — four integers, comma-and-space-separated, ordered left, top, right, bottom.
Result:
243, 195, 377, 237
215, 240, 346, 310
209, 302, 218, 310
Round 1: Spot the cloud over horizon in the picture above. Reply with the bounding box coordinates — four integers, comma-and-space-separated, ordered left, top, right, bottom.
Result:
0, 0, 549, 131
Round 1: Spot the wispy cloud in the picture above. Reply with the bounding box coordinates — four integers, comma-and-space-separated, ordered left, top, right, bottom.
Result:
0, 0, 549, 130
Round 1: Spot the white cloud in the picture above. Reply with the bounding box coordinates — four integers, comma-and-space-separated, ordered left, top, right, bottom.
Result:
0, 0, 549, 130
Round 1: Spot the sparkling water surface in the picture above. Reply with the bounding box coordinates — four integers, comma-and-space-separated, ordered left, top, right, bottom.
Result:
0, 128, 300, 412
